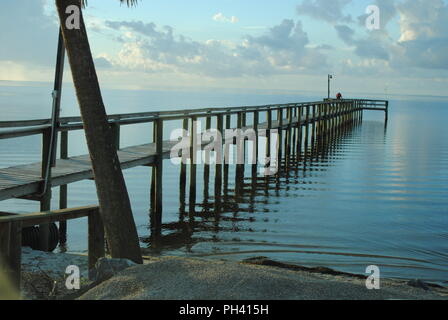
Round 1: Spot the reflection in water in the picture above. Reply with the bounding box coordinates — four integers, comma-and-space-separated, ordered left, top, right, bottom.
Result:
140, 109, 448, 284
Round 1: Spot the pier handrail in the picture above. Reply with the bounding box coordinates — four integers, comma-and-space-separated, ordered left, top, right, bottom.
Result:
0, 99, 363, 129
0, 205, 104, 290
0, 99, 388, 135
0, 98, 388, 192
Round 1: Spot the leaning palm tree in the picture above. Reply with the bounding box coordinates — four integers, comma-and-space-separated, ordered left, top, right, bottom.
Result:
54, 0, 142, 263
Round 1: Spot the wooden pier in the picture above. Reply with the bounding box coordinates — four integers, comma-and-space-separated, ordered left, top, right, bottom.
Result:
0, 98, 388, 289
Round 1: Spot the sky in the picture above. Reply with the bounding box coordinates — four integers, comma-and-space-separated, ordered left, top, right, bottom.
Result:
0, 0, 447, 97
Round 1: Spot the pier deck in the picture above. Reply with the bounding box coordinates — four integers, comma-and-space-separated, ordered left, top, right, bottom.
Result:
0, 99, 388, 205
0, 117, 296, 201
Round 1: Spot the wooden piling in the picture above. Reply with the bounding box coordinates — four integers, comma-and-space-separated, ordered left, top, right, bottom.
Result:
151, 118, 164, 237
59, 130, 68, 244
214, 114, 223, 211
304, 105, 310, 158
277, 108, 283, 168
252, 111, 259, 180
189, 116, 197, 213
179, 118, 188, 206
296, 106, 303, 160
39, 127, 52, 252
204, 113, 212, 199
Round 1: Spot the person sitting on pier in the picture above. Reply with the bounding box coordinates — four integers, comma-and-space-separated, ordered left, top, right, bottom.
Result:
336, 92, 342, 100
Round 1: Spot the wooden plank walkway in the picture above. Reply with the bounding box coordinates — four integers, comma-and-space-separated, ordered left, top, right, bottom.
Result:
0, 117, 298, 202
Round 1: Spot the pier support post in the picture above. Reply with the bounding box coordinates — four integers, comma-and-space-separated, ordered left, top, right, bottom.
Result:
223, 113, 231, 194
151, 118, 164, 239
204, 113, 212, 201
180, 117, 188, 211
277, 108, 283, 169
292, 107, 297, 159
304, 105, 310, 159
39, 127, 52, 252
214, 114, 223, 211
235, 112, 244, 195
266, 109, 272, 176
252, 111, 259, 182
189, 117, 197, 214
311, 105, 316, 153
385, 101, 389, 123
285, 106, 293, 167
296, 106, 302, 161
59, 130, 68, 245
0, 221, 22, 291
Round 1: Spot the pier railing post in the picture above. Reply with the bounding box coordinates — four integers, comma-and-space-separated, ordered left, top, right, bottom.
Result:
59, 130, 68, 244
223, 112, 231, 194
180, 117, 188, 209
286, 106, 293, 166
214, 114, 223, 211
235, 112, 244, 195
296, 106, 302, 160
151, 118, 164, 239
204, 112, 212, 200
0, 221, 22, 291
311, 105, 316, 152
189, 116, 197, 214
39, 127, 52, 252
304, 105, 310, 158
277, 108, 283, 167
385, 101, 389, 123
252, 110, 259, 181
266, 108, 272, 174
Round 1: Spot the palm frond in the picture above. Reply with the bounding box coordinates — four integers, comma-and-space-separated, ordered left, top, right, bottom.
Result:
80, 0, 139, 8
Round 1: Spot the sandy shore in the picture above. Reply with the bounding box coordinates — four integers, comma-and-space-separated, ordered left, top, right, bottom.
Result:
78, 256, 448, 300
18, 248, 448, 300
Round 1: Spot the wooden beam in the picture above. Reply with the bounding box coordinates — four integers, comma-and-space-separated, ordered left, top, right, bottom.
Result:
0, 205, 98, 228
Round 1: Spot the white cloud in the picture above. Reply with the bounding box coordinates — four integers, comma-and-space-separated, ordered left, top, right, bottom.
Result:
297, 0, 352, 24
213, 13, 239, 24
332, 0, 448, 73
105, 19, 327, 78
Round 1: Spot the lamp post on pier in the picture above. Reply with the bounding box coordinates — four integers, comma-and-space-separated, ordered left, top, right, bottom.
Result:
328, 74, 333, 99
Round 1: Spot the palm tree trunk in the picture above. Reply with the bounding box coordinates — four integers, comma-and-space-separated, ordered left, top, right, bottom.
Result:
55, 0, 142, 264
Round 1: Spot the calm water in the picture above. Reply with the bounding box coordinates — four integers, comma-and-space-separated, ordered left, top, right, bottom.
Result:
1, 83, 447, 284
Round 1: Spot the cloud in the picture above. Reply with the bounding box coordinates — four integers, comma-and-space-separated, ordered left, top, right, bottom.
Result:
213, 13, 239, 24
297, 0, 352, 24
334, 24, 355, 45
333, 0, 448, 70
334, 24, 390, 60
393, 0, 448, 69
0, 0, 58, 67
104, 19, 327, 77
94, 57, 113, 69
